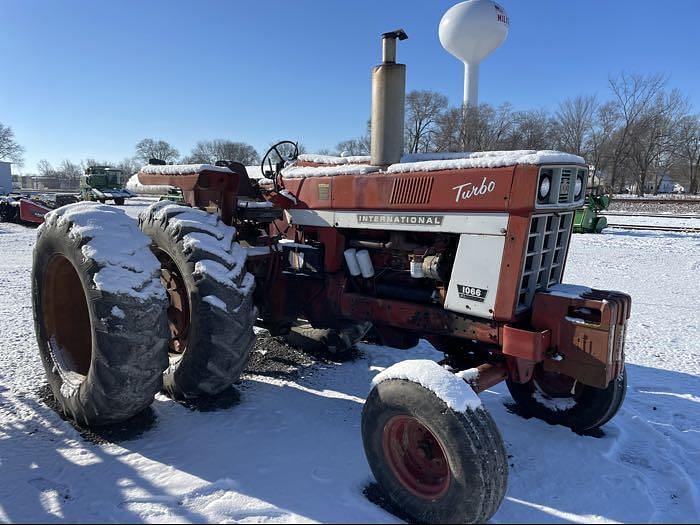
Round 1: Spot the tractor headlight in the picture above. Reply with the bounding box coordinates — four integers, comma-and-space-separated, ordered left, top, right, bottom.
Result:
538, 176, 551, 201
574, 175, 584, 199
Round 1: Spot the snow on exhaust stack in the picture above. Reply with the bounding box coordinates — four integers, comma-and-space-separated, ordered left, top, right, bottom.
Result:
371, 29, 408, 167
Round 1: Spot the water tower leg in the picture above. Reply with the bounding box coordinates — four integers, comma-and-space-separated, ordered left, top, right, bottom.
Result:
464, 62, 480, 107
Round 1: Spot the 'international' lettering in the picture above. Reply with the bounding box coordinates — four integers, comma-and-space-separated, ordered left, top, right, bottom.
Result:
356, 214, 444, 226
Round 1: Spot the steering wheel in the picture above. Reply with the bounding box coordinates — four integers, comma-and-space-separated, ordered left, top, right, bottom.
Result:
261, 140, 299, 191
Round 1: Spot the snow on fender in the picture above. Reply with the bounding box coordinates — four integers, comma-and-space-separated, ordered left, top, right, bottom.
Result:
371, 359, 482, 411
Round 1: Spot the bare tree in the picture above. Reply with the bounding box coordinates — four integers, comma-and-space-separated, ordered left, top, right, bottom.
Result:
588, 101, 619, 183
36, 159, 55, 177
335, 137, 370, 156
607, 73, 666, 190
506, 109, 553, 150
677, 115, 700, 194
134, 138, 180, 164
114, 157, 141, 177
627, 89, 687, 195
0, 123, 25, 166
184, 140, 260, 165
434, 103, 514, 152
57, 159, 82, 182
552, 95, 598, 157
405, 90, 448, 153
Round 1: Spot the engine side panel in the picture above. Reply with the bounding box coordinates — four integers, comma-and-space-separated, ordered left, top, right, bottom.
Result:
444, 233, 506, 318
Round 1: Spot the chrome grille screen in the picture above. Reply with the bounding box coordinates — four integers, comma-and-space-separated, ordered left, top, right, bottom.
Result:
517, 212, 574, 311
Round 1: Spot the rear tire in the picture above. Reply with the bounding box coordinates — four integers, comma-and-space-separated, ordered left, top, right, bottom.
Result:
362, 379, 508, 524
138, 201, 256, 399
32, 203, 170, 426
506, 366, 627, 432
0, 201, 18, 223
113, 197, 125, 206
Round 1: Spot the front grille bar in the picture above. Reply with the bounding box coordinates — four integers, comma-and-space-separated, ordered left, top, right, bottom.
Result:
517, 212, 574, 311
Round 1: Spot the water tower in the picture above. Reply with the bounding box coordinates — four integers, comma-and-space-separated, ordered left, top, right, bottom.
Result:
439, 0, 509, 107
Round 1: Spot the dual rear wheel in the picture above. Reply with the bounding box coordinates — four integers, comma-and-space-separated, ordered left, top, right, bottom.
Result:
32, 202, 256, 425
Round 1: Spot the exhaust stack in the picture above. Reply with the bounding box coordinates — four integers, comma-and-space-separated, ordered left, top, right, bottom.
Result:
371, 29, 408, 167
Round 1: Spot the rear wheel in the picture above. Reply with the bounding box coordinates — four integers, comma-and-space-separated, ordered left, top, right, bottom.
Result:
362, 379, 507, 524
138, 201, 256, 399
0, 201, 18, 222
113, 197, 125, 206
32, 203, 169, 426
506, 365, 627, 432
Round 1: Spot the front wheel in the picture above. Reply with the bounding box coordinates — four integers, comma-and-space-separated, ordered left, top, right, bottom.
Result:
362, 379, 508, 524
113, 197, 125, 206
506, 365, 627, 432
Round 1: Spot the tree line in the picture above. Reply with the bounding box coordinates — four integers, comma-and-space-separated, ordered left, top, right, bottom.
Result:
1, 71, 698, 194
327, 73, 700, 195
26, 138, 263, 183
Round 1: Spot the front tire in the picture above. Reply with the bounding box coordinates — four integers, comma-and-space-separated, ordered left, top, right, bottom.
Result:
113, 197, 125, 206
506, 365, 627, 432
362, 379, 508, 524
138, 202, 256, 399
32, 203, 170, 426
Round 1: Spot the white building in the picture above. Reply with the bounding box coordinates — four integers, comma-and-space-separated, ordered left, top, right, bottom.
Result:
628, 174, 684, 194
0, 162, 11, 195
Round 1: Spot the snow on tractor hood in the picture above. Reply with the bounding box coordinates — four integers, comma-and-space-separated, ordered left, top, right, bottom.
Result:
285, 149, 585, 178
388, 150, 586, 173
139, 163, 234, 175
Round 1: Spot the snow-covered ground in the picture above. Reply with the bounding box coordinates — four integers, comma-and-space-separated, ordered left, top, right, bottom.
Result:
603, 214, 700, 230
1, 203, 699, 523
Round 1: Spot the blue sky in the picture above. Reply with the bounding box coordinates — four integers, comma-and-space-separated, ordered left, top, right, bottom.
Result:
2, 0, 699, 173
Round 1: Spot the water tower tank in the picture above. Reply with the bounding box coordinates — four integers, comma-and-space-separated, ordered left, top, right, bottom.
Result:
439, 0, 509, 106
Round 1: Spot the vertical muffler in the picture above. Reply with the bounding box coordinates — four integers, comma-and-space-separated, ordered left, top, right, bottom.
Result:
371, 29, 408, 167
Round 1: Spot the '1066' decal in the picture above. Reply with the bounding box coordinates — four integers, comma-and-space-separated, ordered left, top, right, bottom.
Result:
452, 177, 496, 203
457, 284, 488, 302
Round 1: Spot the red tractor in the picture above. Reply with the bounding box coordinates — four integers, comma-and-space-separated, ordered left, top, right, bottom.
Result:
32, 31, 630, 524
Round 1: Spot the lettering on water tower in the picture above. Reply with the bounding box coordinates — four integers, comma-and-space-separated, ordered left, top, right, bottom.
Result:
495, 4, 509, 25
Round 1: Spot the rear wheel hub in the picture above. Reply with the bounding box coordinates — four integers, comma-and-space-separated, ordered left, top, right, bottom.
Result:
157, 251, 190, 354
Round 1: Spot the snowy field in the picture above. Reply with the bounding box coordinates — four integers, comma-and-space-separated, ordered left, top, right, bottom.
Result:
603, 214, 700, 230
1, 200, 699, 523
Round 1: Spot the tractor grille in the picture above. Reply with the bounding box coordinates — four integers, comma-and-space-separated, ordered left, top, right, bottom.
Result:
389, 176, 434, 205
517, 212, 574, 311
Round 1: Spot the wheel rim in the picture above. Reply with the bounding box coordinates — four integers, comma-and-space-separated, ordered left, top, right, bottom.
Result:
157, 250, 190, 354
382, 415, 451, 500
534, 368, 579, 398
41, 254, 92, 377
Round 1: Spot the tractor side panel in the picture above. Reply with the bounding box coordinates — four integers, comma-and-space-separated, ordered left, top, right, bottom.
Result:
444, 233, 507, 318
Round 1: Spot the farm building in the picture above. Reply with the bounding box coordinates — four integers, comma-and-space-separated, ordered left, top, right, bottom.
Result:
0, 161, 12, 194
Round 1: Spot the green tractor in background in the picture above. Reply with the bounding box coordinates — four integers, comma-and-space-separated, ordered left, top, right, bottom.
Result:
80, 166, 135, 205
573, 177, 610, 234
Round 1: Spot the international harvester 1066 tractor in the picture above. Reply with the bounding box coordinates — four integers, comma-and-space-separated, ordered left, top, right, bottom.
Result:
32, 31, 630, 524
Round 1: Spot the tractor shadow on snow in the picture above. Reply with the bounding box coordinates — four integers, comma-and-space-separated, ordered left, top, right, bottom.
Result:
10, 347, 700, 523
36, 384, 158, 445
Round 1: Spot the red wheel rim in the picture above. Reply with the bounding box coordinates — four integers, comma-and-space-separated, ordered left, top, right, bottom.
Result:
157, 250, 190, 354
381, 415, 451, 500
